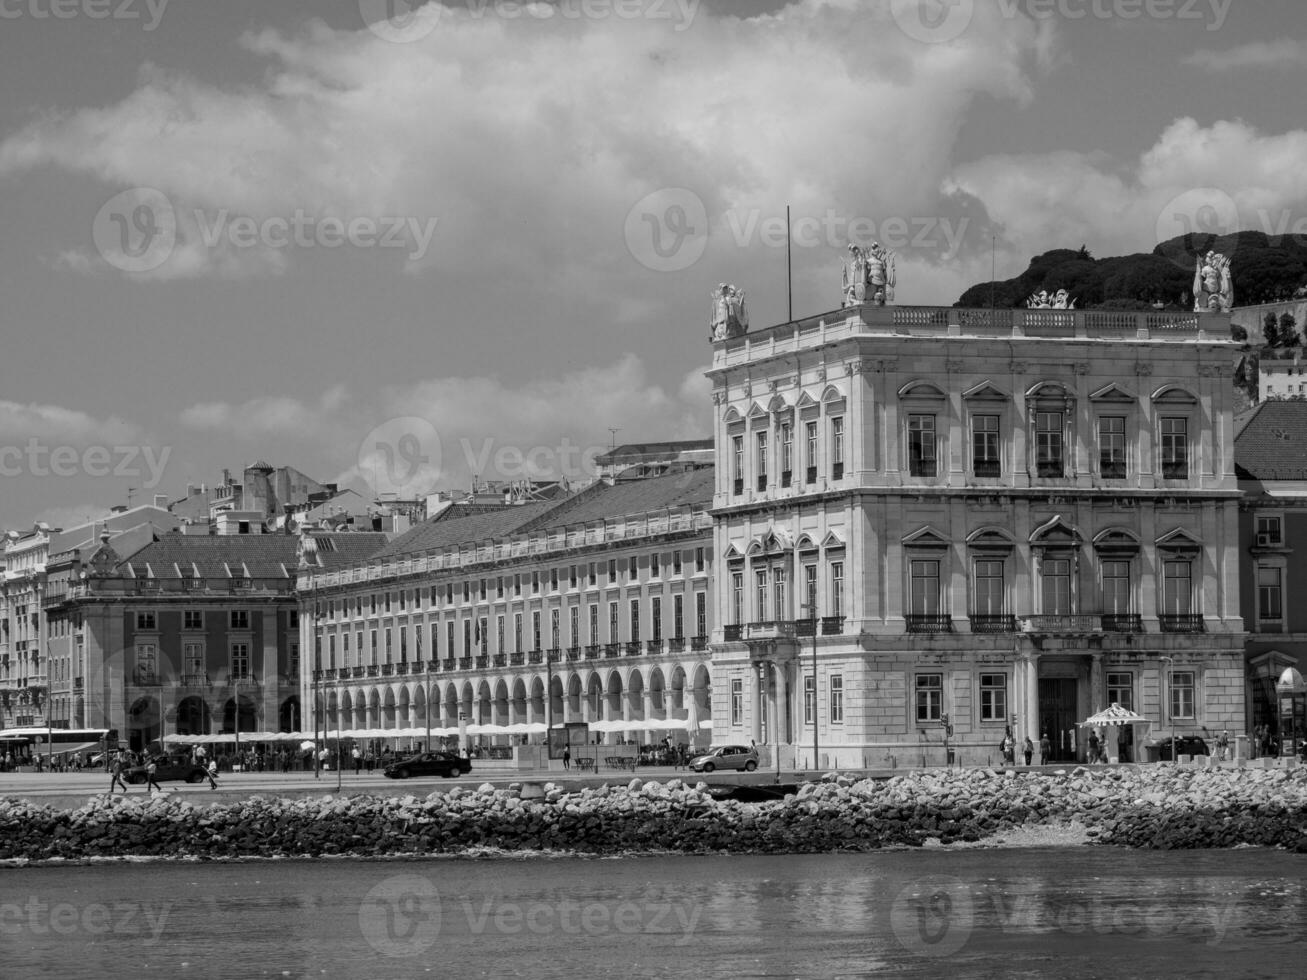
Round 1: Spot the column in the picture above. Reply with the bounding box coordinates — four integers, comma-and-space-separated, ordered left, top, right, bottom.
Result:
1090, 653, 1104, 714
642, 688, 653, 725
774, 662, 790, 745
1025, 651, 1040, 746
749, 666, 763, 744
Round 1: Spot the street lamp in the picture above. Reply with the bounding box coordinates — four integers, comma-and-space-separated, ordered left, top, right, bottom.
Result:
801, 600, 818, 774
1161, 656, 1175, 762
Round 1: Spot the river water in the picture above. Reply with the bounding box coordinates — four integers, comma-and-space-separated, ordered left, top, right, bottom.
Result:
1, 848, 1303, 979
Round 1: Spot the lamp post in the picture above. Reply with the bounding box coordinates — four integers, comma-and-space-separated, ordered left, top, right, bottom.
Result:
1161, 656, 1175, 762
802, 600, 818, 774
545, 649, 555, 762
424, 653, 432, 752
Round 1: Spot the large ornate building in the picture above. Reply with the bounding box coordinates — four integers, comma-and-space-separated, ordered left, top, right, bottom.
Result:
298, 467, 715, 758
708, 296, 1245, 767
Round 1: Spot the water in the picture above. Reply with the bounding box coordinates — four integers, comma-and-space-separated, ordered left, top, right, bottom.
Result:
1, 849, 1303, 979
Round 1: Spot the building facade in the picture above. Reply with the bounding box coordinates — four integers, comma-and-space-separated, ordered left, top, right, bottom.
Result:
299, 470, 715, 754
708, 301, 1246, 767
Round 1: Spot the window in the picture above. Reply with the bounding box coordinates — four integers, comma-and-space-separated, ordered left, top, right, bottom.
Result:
732, 434, 744, 494
1169, 670, 1195, 720
1107, 672, 1134, 711
230, 610, 249, 630
651, 597, 662, 642
909, 560, 940, 616
979, 673, 1006, 722
696, 592, 707, 638
1162, 561, 1192, 615
136, 611, 156, 631
627, 599, 640, 643
1258, 566, 1283, 622
384, 592, 392, 613
973, 560, 1004, 615
972, 415, 1000, 477
608, 559, 617, 584
464, 619, 474, 655
908, 414, 937, 477
756, 431, 768, 491
830, 417, 844, 479
384, 627, 392, 662
416, 626, 423, 659
830, 675, 844, 724
731, 679, 743, 726
629, 556, 638, 581
370, 629, 379, 663
609, 602, 619, 642
830, 562, 844, 618
803, 563, 818, 618
447, 622, 455, 658
804, 675, 815, 725
514, 613, 523, 653
589, 562, 597, 586
732, 571, 744, 624
532, 571, 540, 595
569, 565, 577, 590
1102, 560, 1130, 614
1099, 416, 1126, 479
430, 624, 439, 658
135, 643, 157, 684
650, 553, 660, 579
672, 551, 682, 576
805, 420, 818, 483
230, 642, 249, 680
780, 422, 793, 485
755, 569, 768, 621
1041, 558, 1071, 615
357, 629, 365, 661
532, 611, 542, 650
673, 594, 684, 638
183, 610, 203, 631
916, 673, 943, 723
184, 642, 204, 679
569, 606, 579, 647
773, 567, 786, 623
550, 609, 560, 649
514, 574, 522, 597
589, 604, 599, 644
695, 547, 705, 574
1256, 515, 1284, 545
1036, 412, 1064, 477
1160, 418, 1188, 479
550, 568, 558, 592
399, 628, 408, 662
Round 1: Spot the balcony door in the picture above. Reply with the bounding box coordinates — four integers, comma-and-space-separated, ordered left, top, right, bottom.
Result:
1038, 678, 1078, 762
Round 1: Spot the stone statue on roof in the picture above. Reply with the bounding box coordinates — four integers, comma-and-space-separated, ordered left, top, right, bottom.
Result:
865, 241, 895, 306
710, 283, 748, 341
1194, 251, 1233, 313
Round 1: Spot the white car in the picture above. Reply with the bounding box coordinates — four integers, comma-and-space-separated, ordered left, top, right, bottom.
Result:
687, 744, 759, 773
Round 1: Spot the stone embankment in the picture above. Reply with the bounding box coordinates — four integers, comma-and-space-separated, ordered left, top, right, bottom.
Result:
2, 765, 1306, 862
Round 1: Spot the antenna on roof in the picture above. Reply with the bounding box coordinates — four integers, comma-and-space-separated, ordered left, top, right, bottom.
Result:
608, 428, 621, 451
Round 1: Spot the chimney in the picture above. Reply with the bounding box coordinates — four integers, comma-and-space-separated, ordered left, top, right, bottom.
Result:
154, 494, 168, 509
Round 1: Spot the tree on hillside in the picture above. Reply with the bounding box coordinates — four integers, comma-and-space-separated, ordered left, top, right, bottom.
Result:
1264, 311, 1281, 348
1278, 312, 1301, 350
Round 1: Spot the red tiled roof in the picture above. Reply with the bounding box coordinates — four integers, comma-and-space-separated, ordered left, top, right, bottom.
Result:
372, 502, 561, 560
122, 533, 300, 578
1234, 400, 1307, 481
516, 468, 714, 532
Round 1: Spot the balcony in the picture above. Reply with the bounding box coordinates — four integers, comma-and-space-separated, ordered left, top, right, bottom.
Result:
625, 641, 642, 657
1020, 615, 1102, 634
366, 665, 380, 677
443, 658, 456, 671
604, 643, 622, 659
396, 662, 411, 676
181, 673, 210, 687
458, 657, 472, 670
352, 666, 366, 678
547, 648, 562, 663
567, 646, 582, 662
381, 664, 394, 676
1160, 614, 1204, 634
781, 471, 792, 489
733, 478, 744, 496
723, 625, 743, 642
510, 652, 525, 667
475, 656, 489, 669
757, 475, 767, 492
745, 621, 797, 640
973, 460, 1001, 478
668, 637, 685, 653
821, 616, 845, 636
969, 615, 1018, 634
493, 654, 507, 668
831, 462, 844, 480
1161, 461, 1188, 480
321, 668, 337, 681
528, 650, 543, 665
584, 645, 600, 660
805, 466, 817, 485
1101, 614, 1144, 633
691, 635, 708, 652
646, 639, 663, 655
905, 615, 954, 634
427, 659, 440, 673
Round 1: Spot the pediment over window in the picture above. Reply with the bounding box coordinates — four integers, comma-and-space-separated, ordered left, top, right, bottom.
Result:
1090, 383, 1134, 403
821, 529, 846, 550
903, 525, 949, 550
745, 538, 766, 558
722, 406, 744, 424
820, 383, 847, 405
1093, 527, 1141, 554
966, 526, 1016, 552
1030, 515, 1082, 547
795, 390, 818, 409
767, 394, 791, 415
795, 532, 818, 552
1249, 649, 1299, 679
722, 543, 745, 561
1026, 381, 1073, 400
746, 401, 770, 420
761, 527, 793, 553
962, 381, 1010, 401
1155, 526, 1202, 553
898, 380, 947, 400
1152, 385, 1198, 405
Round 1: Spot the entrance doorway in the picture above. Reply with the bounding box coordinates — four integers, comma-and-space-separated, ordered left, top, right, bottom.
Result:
1038, 678, 1078, 761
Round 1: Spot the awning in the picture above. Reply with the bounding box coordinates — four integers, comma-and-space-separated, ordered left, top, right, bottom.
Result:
1079, 702, 1151, 727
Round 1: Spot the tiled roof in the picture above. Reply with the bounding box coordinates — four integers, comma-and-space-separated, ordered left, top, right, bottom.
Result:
515, 468, 715, 532
121, 533, 300, 578
1234, 400, 1307, 481
300, 532, 391, 568
373, 502, 561, 559
595, 440, 714, 464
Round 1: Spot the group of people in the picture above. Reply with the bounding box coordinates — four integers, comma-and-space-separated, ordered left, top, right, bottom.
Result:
999, 728, 1039, 766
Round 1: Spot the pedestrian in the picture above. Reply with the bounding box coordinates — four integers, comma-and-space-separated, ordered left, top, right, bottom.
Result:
1087, 729, 1100, 764
352, 745, 362, 775
563, 747, 571, 771
1000, 727, 1014, 766
144, 756, 163, 794
109, 751, 129, 793
1023, 736, 1033, 766
1216, 730, 1230, 762
1039, 733, 1051, 766
206, 759, 219, 790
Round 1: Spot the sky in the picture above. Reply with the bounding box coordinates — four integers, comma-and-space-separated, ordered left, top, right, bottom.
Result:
2, 0, 1306, 531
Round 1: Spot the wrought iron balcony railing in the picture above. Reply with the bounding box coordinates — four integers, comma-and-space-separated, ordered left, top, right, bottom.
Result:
821, 616, 845, 636
723, 625, 743, 642
624, 641, 642, 656
566, 647, 582, 662
510, 652, 525, 667
645, 639, 662, 655
668, 637, 685, 653
604, 643, 622, 659
1101, 614, 1144, 633
584, 645, 600, 660
969, 615, 1017, 634
691, 635, 708, 651
492, 654, 507, 668
1020, 615, 1101, 634
458, 657, 472, 670
1160, 614, 1204, 634
905, 615, 954, 634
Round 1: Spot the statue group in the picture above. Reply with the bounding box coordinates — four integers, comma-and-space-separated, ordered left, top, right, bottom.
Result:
1027, 289, 1076, 310
842, 243, 896, 308
710, 283, 749, 341
1194, 251, 1233, 313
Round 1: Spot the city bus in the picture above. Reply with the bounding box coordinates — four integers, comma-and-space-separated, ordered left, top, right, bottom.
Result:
0, 727, 111, 769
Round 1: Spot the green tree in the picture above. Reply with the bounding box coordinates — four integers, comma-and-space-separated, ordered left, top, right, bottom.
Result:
1263, 311, 1281, 348
1279, 312, 1300, 349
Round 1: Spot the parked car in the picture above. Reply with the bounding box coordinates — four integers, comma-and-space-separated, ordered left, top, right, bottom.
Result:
687, 744, 759, 773
124, 754, 210, 784
383, 751, 472, 779
1155, 736, 1211, 760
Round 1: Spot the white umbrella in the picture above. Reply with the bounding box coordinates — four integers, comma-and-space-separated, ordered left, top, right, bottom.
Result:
699, 719, 713, 730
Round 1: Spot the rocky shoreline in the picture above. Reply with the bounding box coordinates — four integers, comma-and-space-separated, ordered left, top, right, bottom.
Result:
3, 765, 1306, 863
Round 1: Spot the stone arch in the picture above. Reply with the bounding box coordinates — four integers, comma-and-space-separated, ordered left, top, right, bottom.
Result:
627, 668, 646, 721
367, 688, 382, 728
278, 696, 301, 733
175, 695, 211, 736
383, 686, 398, 730
648, 666, 667, 715
605, 670, 624, 720
511, 676, 529, 726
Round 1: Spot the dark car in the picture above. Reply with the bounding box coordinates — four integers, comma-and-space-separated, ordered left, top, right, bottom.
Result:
1156, 736, 1210, 760
383, 751, 472, 779
124, 754, 210, 784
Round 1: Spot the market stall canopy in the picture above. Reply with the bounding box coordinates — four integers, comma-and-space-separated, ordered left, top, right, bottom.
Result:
1079, 703, 1151, 727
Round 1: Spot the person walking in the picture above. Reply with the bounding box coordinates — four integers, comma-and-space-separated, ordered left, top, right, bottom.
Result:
109, 750, 129, 794
1087, 729, 1100, 764
562, 747, 571, 771
1039, 733, 1051, 766
352, 745, 362, 775
1216, 730, 1230, 762
143, 757, 163, 794
1023, 736, 1034, 766
206, 758, 219, 790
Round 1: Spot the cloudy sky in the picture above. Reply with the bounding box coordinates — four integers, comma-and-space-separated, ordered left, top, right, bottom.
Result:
1, 0, 1305, 530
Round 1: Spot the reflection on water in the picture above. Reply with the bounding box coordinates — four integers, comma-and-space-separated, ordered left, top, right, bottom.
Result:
1, 849, 1304, 979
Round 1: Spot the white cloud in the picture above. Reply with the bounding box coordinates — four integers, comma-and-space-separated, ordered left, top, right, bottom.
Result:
0, 401, 145, 446
179, 386, 349, 436
1184, 39, 1307, 73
